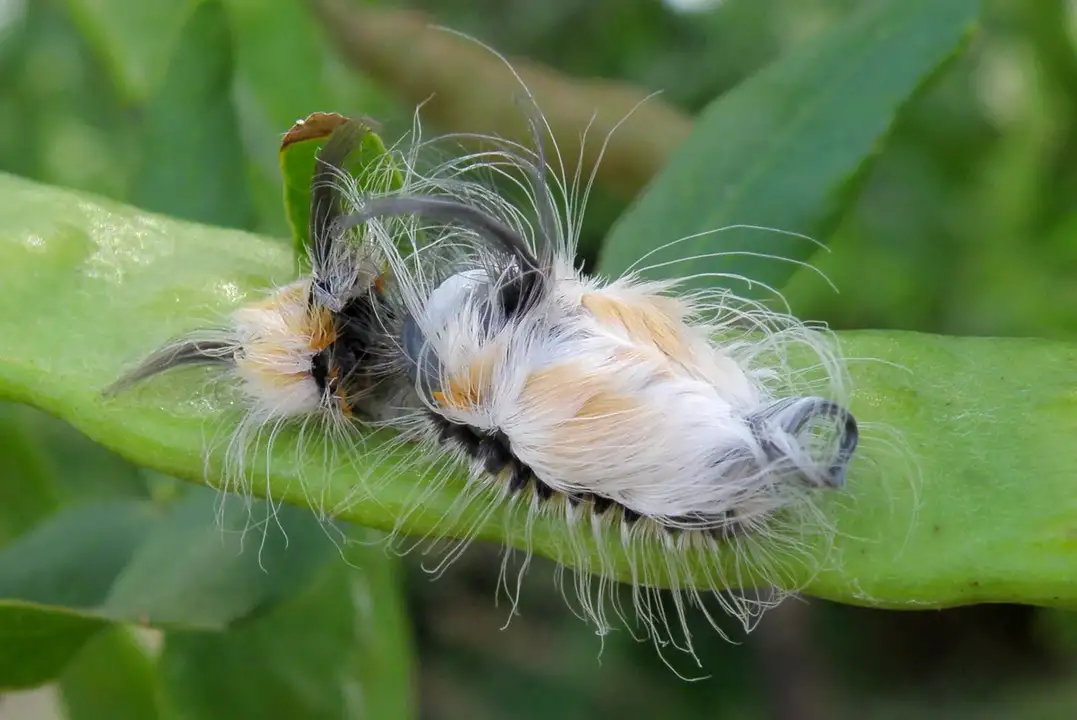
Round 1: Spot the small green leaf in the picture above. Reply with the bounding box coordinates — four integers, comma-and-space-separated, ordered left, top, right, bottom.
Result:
9, 405, 152, 506
0, 489, 337, 690
129, 0, 255, 231
221, 0, 395, 238
158, 529, 415, 719
0, 601, 111, 691
278, 111, 348, 256
0, 491, 336, 631
278, 112, 400, 268
102, 487, 336, 630
0, 500, 155, 689
0, 404, 62, 544
1, 174, 1077, 611
59, 626, 162, 720
597, 0, 981, 297
0, 501, 159, 611
0, 402, 153, 546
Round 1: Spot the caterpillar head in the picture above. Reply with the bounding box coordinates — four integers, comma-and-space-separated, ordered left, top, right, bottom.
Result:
106, 121, 395, 425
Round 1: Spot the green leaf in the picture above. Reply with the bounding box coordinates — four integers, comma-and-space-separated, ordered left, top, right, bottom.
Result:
0, 401, 153, 546
278, 111, 348, 259
102, 487, 336, 630
1, 173, 1077, 611
158, 530, 415, 719
278, 112, 400, 268
221, 0, 396, 238
223, 0, 336, 134
0, 501, 159, 611
59, 626, 162, 720
0, 601, 111, 691
0, 404, 62, 544
129, 0, 255, 231
0, 500, 156, 690
348, 529, 416, 720
0, 490, 335, 630
63, 0, 189, 103
597, 0, 981, 297
0, 490, 336, 690
3, 402, 153, 506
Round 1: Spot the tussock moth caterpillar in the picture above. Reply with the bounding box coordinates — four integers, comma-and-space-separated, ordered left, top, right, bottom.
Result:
108, 95, 861, 673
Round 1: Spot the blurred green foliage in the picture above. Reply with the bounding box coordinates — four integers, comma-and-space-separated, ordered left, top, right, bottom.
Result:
2, 0, 1077, 718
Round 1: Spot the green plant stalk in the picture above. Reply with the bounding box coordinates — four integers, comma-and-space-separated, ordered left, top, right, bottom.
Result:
2, 174, 1075, 611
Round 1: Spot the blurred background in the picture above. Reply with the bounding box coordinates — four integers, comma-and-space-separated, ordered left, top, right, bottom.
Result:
2, 0, 1077, 717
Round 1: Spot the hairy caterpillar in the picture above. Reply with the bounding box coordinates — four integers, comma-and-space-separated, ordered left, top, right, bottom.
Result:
107, 96, 861, 672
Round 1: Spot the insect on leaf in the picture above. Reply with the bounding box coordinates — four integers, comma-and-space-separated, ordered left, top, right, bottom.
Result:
1, 174, 1077, 614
